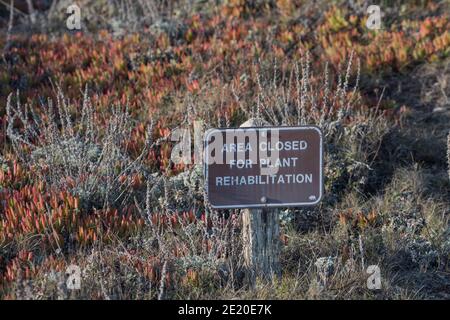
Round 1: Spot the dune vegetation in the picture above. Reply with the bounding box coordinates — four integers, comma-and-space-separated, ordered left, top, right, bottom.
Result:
0, 0, 449, 299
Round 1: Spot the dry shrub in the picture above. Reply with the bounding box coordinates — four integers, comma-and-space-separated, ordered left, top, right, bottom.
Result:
6, 86, 159, 210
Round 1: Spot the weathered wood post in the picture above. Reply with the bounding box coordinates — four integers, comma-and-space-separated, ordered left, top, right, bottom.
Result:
240, 118, 281, 286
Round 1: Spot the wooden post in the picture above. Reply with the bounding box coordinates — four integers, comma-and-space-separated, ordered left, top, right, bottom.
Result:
240, 118, 281, 286
241, 208, 281, 285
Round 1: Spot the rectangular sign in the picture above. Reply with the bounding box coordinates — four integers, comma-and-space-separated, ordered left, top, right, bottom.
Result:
204, 126, 323, 209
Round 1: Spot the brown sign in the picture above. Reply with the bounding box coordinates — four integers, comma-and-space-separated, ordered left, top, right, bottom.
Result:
204, 126, 323, 209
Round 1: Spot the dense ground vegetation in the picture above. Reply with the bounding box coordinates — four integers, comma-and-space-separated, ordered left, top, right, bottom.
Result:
0, 0, 449, 299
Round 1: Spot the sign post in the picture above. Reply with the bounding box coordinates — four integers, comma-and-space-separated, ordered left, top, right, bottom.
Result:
204, 118, 323, 286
